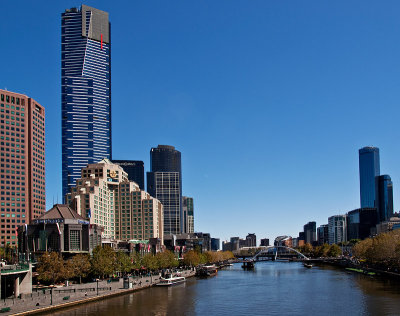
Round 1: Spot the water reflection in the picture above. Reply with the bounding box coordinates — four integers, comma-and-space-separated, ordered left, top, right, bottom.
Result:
43, 263, 400, 316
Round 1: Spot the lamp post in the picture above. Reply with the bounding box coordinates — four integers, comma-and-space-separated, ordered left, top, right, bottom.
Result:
96, 279, 99, 295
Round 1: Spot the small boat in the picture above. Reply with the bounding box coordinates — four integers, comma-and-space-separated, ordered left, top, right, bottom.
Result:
303, 262, 313, 269
196, 265, 218, 277
157, 273, 186, 286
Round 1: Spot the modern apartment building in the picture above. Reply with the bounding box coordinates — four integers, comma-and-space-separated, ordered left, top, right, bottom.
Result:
65, 159, 163, 243
328, 215, 347, 245
303, 221, 317, 244
317, 224, 329, 245
147, 145, 182, 235
0, 90, 45, 246
61, 5, 112, 199
375, 175, 394, 223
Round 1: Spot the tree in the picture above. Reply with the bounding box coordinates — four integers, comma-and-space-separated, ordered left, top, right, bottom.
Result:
68, 254, 91, 284
37, 252, 66, 285
327, 244, 341, 257
116, 252, 132, 276
142, 254, 159, 271
183, 250, 200, 267
156, 250, 178, 269
91, 246, 117, 279
313, 243, 330, 258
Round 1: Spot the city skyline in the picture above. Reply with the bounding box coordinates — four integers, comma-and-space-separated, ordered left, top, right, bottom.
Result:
2, 1, 400, 242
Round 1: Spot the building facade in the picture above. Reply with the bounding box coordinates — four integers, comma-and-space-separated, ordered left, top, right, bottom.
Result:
317, 224, 329, 245
111, 160, 144, 190
61, 5, 112, 199
246, 233, 257, 247
375, 175, 394, 223
328, 215, 347, 244
147, 145, 182, 235
260, 238, 269, 247
65, 159, 163, 244
182, 196, 194, 233
0, 90, 45, 246
211, 238, 220, 251
347, 208, 377, 240
303, 221, 317, 244
359, 147, 380, 208
17, 204, 101, 260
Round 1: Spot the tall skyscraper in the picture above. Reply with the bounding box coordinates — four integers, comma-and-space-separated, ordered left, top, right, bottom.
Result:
147, 145, 182, 235
359, 146, 380, 208
61, 5, 111, 199
375, 175, 394, 223
328, 215, 347, 245
111, 160, 144, 190
0, 90, 45, 246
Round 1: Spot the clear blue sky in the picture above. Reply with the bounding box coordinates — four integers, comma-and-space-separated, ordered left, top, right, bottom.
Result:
1, 1, 400, 243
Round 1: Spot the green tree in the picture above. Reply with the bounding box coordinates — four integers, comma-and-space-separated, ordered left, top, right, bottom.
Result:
142, 254, 159, 271
327, 244, 342, 257
116, 252, 132, 276
91, 246, 117, 279
156, 250, 178, 269
37, 252, 66, 285
67, 254, 91, 283
131, 252, 142, 270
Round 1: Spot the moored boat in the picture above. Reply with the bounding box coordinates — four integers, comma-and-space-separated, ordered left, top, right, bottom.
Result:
303, 262, 313, 268
196, 265, 218, 277
157, 273, 186, 286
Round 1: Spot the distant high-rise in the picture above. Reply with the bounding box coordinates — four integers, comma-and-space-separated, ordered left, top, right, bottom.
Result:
147, 145, 182, 235
317, 224, 329, 245
112, 160, 144, 190
182, 196, 194, 233
303, 221, 317, 244
61, 5, 112, 199
328, 215, 347, 245
0, 90, 45, 246
359, 147, 380, 208
375, 175, 394, 223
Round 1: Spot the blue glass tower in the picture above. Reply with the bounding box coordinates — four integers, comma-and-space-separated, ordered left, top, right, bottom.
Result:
61, 5, 111, 198
359, 147, 380, 208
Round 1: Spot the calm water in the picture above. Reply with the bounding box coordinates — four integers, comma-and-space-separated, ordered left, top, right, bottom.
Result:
45, 262, 400, 316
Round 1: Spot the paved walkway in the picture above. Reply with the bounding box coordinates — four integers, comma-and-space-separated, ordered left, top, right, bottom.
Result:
2, 270, 195, 315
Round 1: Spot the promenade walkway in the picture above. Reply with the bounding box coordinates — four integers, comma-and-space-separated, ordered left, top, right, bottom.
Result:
0, 269, 195, 315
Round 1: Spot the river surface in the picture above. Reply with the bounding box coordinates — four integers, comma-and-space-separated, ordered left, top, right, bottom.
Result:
44, 262, 400, 316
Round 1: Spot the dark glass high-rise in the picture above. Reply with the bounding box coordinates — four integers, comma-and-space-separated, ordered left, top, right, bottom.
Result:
61, 5, 112, 199
147, 145, 183, 235
375, 175, 394, 223
359, 147, 380, 208
112, 160, 144, 190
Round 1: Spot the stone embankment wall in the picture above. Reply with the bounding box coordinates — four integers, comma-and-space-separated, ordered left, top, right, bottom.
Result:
2, 269, 195, 315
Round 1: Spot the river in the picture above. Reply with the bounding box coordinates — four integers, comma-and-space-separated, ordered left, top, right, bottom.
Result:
42, 262, 400, 316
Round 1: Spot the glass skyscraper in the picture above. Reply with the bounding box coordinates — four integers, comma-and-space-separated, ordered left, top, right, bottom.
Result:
147, 145, 182, 235
61, 5, 111, 198
375, 175, 394, 223
359, 146, 380, 208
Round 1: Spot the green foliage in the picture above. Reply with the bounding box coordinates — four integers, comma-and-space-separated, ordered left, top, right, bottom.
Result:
142, 254, 159, 271
327, 244, 342, 257
116, 252, 132, 275
91, 246, 116, 278
156, 250, 178, 269
37, 252, 66, 284
67, 254, 91, 283
313, 243, 330, 258
130, 252, 142, 270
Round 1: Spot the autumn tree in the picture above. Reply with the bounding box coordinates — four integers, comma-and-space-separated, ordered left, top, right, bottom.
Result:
183, 250, 200, 267
67, 254, 91, 284
327, 244, 341, 257
37, 252, 66, 285
142, 254, 159, 271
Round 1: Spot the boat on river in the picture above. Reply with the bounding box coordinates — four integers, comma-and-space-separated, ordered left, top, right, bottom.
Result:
157, 273, 186, 286
303, 262, 313, 269
196, 265, 218, 277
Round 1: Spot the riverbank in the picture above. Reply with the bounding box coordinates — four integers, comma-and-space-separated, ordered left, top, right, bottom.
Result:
1, 269, 195, 315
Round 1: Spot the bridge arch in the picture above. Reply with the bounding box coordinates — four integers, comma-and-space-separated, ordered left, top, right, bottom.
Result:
251, 246, 309, 260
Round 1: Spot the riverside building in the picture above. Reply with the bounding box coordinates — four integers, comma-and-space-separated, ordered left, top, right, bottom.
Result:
147, 145, 182, 235
328, 215, 347, 244
65, 159, 163, 244
0, 90, 45, 246
61, 5, 112, 199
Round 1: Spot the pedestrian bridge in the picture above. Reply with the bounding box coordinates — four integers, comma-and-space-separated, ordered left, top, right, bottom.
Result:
250, 246, 309, 261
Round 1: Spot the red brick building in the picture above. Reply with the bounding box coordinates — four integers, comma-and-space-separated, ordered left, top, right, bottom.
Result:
0, 90, 45, 246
